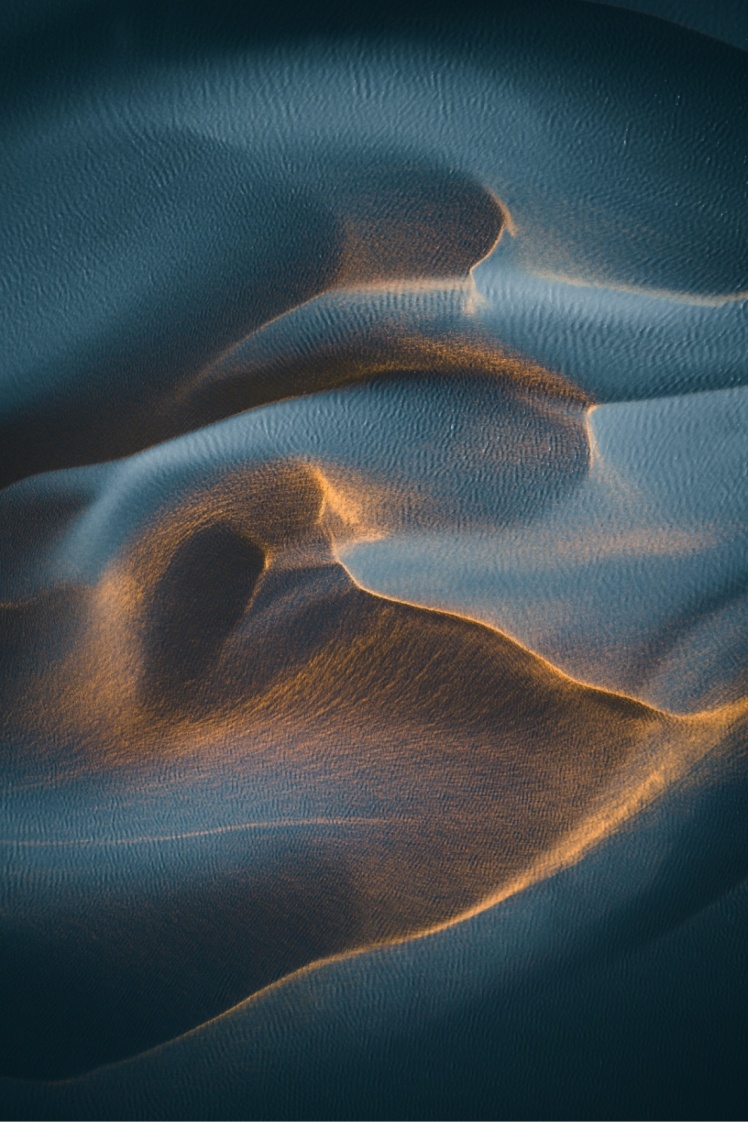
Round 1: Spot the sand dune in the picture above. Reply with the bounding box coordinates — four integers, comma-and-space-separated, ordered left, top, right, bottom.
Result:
0, 153, 505, 489
1, 460, 743, 1078
1, 0, 747, 1115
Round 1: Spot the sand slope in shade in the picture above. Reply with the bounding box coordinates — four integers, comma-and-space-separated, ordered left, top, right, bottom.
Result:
0, 148, 504, 489
2, 1, 747, 491
1, 460, 743, 1079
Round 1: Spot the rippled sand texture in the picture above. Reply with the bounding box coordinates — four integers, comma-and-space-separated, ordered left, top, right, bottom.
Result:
1, 1, 747, 1118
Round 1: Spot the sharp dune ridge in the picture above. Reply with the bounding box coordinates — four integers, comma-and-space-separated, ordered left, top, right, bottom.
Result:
0, 159, 509, 489
185, 282, 590, 429
1, 0, 747, 1110
2, 462, 744, 1079
20, 703, 746, 1088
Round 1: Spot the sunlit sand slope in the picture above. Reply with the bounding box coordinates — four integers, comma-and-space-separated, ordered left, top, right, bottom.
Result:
1, 459, 743, 1078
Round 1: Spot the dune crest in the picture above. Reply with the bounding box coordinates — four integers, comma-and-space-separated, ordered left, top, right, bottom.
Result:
0, 157, 508, 489
1, 1, 747, 1113
2, 461, 742, 1080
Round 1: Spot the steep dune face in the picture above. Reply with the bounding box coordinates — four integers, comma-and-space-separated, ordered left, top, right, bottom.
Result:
1, 461, 738, 1078
3, 1, 747, 493
0, 151, 504, 489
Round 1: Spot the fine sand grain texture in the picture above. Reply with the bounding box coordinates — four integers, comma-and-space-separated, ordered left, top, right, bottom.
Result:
1, 0, 747, 1118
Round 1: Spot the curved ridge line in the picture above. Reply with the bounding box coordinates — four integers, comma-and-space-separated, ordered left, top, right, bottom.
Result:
181, 276, 476, 401
524, 268, 748, 308
185, 194, 511, 398
0, 816, 400, 849
333, 554, 746, 726
35, 715, 738, 1089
